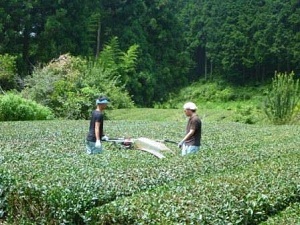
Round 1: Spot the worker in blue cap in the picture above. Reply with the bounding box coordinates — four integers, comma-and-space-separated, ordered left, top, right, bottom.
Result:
86, 96, 110, 154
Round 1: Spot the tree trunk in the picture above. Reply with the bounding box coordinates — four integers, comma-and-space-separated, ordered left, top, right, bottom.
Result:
204, 54, 207, 80
22, 27, 31, 75
210, 60, 213, 80
96, 20, 101, 58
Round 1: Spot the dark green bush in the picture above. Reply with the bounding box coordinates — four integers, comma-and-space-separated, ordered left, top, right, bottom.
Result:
0, 93, 54, 121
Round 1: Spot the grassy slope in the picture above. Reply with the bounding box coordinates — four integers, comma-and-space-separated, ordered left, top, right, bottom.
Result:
109, 103, 261, 121
108, 79, 268, 124
109, 79, 299, 125
108, 101, 267, 125
107, 108, 184, 122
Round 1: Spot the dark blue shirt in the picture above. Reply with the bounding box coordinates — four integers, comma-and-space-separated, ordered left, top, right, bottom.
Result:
86, 110, 104, 142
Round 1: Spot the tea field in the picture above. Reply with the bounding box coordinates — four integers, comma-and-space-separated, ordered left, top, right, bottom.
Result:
0, 111, 299, 224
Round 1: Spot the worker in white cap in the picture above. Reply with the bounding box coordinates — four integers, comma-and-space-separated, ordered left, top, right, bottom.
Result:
178, 102, 202, 156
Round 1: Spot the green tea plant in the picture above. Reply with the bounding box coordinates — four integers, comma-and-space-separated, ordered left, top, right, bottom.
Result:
264, 71, 300, 124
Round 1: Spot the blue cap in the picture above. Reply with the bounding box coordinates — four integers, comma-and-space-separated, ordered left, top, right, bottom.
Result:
96, 97, 109, 104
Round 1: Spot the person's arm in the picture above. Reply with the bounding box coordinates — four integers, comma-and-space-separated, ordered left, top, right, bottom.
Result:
178, 129, 195, 148
181, 129, 195, 143
95, 121, 101, 141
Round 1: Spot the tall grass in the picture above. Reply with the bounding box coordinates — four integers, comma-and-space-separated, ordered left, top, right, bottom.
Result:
264, 72, 300, 125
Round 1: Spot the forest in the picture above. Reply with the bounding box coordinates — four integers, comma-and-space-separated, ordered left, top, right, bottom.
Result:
1, 0, 300, 106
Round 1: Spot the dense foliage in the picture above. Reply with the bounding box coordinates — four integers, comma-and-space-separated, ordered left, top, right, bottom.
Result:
1, 0, 300, 105
0, 118, 299, 224
21, 41, 135, 119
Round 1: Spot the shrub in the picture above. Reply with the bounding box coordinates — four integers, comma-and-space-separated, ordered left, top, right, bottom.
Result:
22, 51, 135, 119
234, 105, 258, 124
264, 71, 300, 125
0, 93, 54, 121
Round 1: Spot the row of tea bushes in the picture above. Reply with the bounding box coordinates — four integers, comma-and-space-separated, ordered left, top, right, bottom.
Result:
261, 202, 300, 225
2, 140, 299, 224
1, 120, 299, 224
3, 144, 274, 225
85, 151, 300, 224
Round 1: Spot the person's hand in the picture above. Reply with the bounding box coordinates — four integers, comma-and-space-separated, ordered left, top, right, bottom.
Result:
95, 140, 102, 148
101, 135, 109, 141
178, 141, 184, 148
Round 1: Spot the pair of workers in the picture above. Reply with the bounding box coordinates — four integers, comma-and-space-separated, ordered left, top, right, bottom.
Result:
86, 97, 201, 156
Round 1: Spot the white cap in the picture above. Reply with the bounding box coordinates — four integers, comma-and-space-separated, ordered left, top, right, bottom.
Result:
183, 102, 197, 110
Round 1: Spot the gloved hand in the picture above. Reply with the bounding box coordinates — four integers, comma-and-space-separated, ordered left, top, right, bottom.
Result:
95, 140, 102, 148
178, 141, 184, 148
101, 135, 109, 141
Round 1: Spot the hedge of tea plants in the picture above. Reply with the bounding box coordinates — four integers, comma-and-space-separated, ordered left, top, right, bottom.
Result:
0, 120, 299, 224
261, 202, 300, 225
86, 151, 300, 224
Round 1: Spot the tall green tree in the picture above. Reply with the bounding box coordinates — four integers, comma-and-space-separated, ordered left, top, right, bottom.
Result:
94, 0, 192, 105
